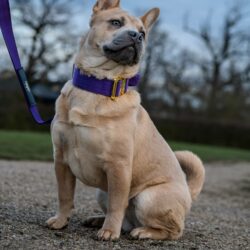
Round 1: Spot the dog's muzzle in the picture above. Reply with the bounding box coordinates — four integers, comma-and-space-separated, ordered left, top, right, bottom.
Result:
103, 30, 144, 66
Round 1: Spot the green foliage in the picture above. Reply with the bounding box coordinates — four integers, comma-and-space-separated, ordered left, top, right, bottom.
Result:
0, 130, 250, 162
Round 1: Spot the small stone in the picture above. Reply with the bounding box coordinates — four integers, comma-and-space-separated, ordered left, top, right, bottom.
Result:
31, 235, 38, 240
18, 230, 24, 235
54, 232, 64, 237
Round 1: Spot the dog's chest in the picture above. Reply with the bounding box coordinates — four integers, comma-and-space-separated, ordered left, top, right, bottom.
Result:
63, 120, 130, 188
67, 124, 110, 186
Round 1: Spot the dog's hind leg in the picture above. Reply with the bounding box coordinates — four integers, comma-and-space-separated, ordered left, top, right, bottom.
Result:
46, 153, 76, 230
130, 182, 191, 240
83, 189, 106, 228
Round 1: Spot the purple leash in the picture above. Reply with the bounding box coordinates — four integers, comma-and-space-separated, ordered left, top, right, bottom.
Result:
0, 0, 52, 125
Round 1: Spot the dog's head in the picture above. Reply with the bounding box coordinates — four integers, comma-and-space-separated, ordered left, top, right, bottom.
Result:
76, 0, 160, 79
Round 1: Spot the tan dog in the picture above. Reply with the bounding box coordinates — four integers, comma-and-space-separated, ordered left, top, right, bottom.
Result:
46, 0, 205, 241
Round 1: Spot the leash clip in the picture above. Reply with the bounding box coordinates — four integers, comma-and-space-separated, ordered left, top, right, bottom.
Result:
111, 77, 127, 101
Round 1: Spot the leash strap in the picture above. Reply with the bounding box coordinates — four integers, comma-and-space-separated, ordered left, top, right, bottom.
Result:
0, 0, 52, 125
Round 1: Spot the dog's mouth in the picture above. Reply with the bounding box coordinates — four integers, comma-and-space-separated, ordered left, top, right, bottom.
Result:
103, 44, 141, 66
103, 32, 143, 66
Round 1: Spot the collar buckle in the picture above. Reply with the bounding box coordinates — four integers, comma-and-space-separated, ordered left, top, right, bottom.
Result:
111, 77, 127, 101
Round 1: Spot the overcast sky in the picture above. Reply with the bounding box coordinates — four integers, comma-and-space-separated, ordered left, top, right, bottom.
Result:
3, 0, 247, 53
0, 0, 247, 69
74, 0, 243, 52
82, 0, 230, 28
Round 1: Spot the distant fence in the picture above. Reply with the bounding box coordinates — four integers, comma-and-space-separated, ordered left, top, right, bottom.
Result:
1, 91, 250, 149
153, 117, 250, 150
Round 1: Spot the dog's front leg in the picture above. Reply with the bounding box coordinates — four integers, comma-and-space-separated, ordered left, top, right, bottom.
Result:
97, 163, 131, 241
46, 159, 76, 229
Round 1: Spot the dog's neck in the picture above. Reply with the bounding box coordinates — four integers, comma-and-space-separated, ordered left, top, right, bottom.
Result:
75, 35, 140, 80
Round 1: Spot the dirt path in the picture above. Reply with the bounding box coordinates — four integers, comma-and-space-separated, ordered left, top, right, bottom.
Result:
0, 160, 249, 250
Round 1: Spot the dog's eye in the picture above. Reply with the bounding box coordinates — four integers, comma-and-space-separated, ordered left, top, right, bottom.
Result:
110, 19, 122, 28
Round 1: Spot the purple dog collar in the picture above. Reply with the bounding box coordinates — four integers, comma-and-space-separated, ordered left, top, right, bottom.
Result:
72, 67, 140, 100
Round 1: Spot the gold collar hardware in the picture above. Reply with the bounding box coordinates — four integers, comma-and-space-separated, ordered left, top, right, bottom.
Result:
111, 77, 127, 101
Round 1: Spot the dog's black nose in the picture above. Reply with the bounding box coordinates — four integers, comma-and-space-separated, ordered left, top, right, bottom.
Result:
128, 31, 143, 43
128, 31, 137, 38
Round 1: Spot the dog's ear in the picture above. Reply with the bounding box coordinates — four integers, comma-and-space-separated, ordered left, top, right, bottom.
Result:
93, 0, 120, 13
140, 8, 160, 30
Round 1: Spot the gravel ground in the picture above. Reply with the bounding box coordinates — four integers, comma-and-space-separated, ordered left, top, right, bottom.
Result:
0, 160, 249, 250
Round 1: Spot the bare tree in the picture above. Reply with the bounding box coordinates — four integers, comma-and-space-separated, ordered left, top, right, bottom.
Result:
139, 21, 169, 110
161, 50, 197, 117
185, 2, 250, 119
139, 22, 199, 118
12, 0, 80, 84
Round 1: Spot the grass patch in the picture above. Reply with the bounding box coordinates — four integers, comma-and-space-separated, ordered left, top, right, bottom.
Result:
0, 130, 250, 162
0, 130, 53, 161
169, 141, 250, 162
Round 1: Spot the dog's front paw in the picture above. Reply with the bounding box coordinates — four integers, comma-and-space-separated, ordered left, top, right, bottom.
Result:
46, 215, 69, 230
97, 228, 120, 241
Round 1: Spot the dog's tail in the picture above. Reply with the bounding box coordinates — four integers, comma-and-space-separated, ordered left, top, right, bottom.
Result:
175, 151, 205, 200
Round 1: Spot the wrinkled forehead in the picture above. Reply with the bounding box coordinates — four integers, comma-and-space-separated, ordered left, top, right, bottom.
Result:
91, 8, 144, 30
